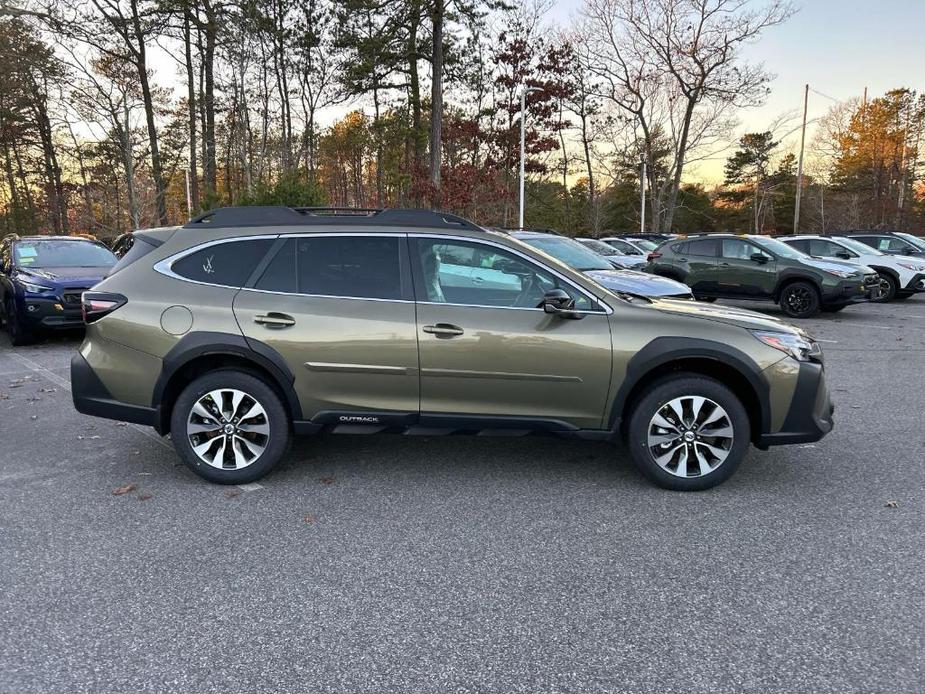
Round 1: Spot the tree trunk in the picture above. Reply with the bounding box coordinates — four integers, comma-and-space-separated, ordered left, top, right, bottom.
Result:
662, 97, 698, 233
579, 112, 597, 234
183, 5, 199, 213
119, 100, 140, 229
428, 0, 444, 208
202, 0, 218, 201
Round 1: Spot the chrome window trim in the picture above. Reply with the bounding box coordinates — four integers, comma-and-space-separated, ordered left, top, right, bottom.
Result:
153, 230, 613, 314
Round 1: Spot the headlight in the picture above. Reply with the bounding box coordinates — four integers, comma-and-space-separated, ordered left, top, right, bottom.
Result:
751, 330, 821, 362
897, 262, 925, 272
824, 268, 857, 279
17, 280, 53, 293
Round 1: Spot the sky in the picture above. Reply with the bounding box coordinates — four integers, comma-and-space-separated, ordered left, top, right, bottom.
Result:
549, 0, 925, 182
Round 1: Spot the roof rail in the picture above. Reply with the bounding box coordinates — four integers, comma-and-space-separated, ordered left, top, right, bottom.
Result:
183, 206, 484, 231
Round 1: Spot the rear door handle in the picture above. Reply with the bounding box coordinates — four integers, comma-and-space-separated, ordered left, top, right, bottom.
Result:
254, 312, 296, 327
423, 323, 464, 337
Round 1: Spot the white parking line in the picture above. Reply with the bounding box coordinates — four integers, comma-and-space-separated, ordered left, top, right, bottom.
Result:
7, 351, 172, 450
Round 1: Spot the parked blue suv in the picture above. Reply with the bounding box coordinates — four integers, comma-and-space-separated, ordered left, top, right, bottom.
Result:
0, 235, 117, 345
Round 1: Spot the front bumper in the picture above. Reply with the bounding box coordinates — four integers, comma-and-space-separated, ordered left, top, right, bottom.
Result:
757, 361, 833, 447
71, 351, 159, 427
903, 273, 925, 292
18, 297, 84, 329
822, 278, 877, 306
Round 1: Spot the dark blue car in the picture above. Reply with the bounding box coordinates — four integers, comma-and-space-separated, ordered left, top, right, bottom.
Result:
0, 235, 117, 345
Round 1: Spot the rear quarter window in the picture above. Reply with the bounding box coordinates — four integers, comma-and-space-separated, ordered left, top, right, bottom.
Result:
171, 238, 276, 287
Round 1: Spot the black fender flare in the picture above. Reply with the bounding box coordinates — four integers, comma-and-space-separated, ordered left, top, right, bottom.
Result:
152, 331, 303, 430
773, 272, 822, 301
607, 336, 771, 437
867, 265, 899, 283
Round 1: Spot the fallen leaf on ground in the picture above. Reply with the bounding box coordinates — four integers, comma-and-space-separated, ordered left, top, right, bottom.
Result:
885, 500, 899, 508
224, 489, 241, 498
318, 476, 335, 485
115, 422, 128, 427
304, 514, 316, 524
30, 415, 37, 421
9, 384, 23, 388
39, 388, 56, 393
112, 484, 137, 496
137, 493, 153, 501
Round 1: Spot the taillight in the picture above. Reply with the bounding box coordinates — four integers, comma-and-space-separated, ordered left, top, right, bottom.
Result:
81, 292, 127, 324
647, 252, 662, 261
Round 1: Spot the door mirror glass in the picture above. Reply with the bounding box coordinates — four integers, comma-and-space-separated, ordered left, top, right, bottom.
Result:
542, 288, 581, 318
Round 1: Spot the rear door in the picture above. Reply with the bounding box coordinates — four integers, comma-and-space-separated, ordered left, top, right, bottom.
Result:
233, 233, 420, 423
718, 238, 777, 297
676, 238, 719, 293
410, 236, 613, 430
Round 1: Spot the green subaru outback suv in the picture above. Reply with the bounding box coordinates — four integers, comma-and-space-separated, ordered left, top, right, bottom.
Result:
72, 208, 833, 491
646, 234, 880, 318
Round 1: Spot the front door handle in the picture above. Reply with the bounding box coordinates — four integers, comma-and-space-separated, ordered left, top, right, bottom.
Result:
254, 312, 296, 328
423, 323, 464, 337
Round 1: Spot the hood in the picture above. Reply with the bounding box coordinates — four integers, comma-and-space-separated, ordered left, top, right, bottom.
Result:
646, 297, 804, 335
583, 268, 692, 298
800, 257, 870, 275
17, 266, 111, 286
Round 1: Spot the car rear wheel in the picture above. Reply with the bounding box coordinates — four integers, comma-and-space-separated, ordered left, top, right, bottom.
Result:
779, 282, 820, 318
872, 274, 898, 303
627, 375, 750, 491
171, 370, 290, 484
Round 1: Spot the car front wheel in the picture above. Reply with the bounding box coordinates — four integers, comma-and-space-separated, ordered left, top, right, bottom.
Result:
779, 282, 820, 318
872, 274, 898, 303
627, 375, 750, 491
171, 370, 291, 484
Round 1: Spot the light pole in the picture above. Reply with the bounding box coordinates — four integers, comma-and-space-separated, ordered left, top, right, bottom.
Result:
519, 85, 543, 229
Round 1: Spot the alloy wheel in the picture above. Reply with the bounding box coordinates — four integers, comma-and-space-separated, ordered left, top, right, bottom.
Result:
646, 396, 734, 478
186, 388, 270, 469
785, 286, 813, 314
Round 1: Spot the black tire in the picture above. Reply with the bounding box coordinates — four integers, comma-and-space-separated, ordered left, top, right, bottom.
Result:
6, 301, 36, 346
779, 281, 820, 318
873, 274, 898, 303
893, 292, 913, 301
170, 370, 291, 484
626, 375, 750, 491
820, 304, 847, 313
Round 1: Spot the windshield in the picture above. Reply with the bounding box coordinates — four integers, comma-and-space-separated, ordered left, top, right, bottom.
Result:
524, 237, 613, 271
14, 240, 117, 268
756, 237, 806, 260
836, 237, 883, 256
580, 239, 620, 256
895, 232, 925, 251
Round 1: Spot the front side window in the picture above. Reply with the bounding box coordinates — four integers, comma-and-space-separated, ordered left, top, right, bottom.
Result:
172, 238, 275, 287
13, 240, 116, 269
522, 237, 613, 271
414, 238, 594, 310
809, 239, 851, 258
722, 239, 764, 260
254, 235, 403, 300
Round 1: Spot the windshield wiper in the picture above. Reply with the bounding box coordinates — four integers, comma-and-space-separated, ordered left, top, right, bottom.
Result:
614, 290, 653, 304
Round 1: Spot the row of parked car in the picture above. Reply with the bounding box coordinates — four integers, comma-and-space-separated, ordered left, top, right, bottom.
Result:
1, 226, 923, 347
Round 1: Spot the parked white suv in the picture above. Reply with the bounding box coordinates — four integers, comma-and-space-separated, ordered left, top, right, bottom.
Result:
781, 235, 925, 302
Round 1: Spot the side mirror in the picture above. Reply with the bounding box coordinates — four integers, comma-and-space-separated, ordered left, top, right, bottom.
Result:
835, 251, 852, 260
542, 288, 581, 319
750, 253, 770, 264
904, 247, 918, 255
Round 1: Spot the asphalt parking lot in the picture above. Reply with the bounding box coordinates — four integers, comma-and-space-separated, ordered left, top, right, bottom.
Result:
1, 299, 923, 694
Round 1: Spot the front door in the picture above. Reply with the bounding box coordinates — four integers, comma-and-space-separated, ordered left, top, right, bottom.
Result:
233, 234, 419, 422
410, 237, 613, 431
717, 238, 777, 297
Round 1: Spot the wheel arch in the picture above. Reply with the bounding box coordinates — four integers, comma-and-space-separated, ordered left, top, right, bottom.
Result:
153, 331, 302, 435
610, 338, 770, 444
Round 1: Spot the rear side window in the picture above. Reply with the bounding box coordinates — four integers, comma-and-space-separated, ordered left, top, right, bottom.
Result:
255, 236, 403, 300
172, 238, 275, 287
688, 239, 718, 257
786, 239, 810, 253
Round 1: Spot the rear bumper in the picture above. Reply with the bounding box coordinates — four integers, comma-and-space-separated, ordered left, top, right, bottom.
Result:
71, 351, 159, 427
757, 361, 833, 447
